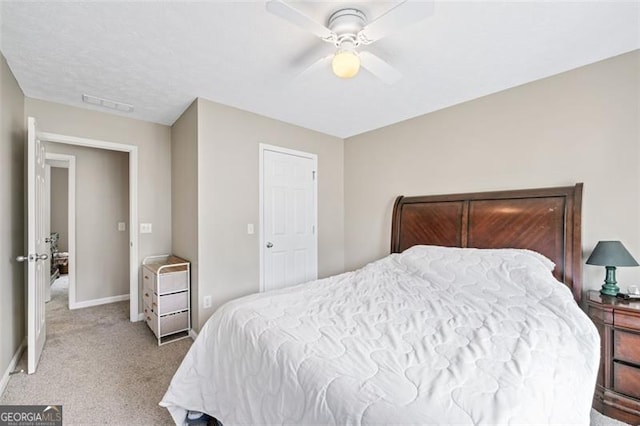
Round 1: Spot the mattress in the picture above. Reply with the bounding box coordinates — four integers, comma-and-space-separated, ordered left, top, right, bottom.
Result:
160, 245, 600, 425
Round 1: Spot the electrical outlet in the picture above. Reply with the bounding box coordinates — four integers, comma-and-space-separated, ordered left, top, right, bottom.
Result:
140, 223, 152, 234
118, 222, 126, 231
203, 295, 212, 309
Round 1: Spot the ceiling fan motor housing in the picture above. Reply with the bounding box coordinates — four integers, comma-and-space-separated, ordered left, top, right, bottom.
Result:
328, 8, 366, 48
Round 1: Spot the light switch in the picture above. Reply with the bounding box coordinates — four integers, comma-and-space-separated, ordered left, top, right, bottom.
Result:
140, 223, 152, 234
118, 222, 126, 231
247, 223, 254, 235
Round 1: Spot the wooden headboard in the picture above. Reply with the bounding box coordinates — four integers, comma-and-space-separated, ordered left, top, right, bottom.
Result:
391, 184, 583, 302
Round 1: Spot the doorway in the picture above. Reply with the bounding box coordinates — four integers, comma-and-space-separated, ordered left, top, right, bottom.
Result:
38, 131, 140, 322
259, 144, 318, 292
26, 120, 140, 374
45, 154, 75, 308
45, 146, 130, 310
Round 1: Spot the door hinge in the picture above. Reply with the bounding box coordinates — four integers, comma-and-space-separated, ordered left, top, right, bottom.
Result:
312, 225, 315, 234
312, 170, 316, 181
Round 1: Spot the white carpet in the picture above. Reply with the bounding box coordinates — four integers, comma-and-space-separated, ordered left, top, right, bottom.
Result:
590, 409, 632, 426
0, 276, 631, 425
0, 275, 192, 424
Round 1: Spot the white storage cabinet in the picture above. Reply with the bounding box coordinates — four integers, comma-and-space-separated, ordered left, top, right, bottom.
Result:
142, 255, 191, 345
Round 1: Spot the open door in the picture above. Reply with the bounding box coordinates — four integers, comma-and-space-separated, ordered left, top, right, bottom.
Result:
17, 117, 48, 374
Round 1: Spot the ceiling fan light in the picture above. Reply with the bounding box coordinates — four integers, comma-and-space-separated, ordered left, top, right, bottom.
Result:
332, 50, 360, 79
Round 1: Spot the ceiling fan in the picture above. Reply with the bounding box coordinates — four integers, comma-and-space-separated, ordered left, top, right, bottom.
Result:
266, 0, 434, 84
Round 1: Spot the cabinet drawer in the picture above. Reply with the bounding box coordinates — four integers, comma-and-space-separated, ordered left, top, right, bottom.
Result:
588, 305, 612, 324
613, 362, 640, 400
614, 330, 640, 365
143, 303, 153, 318
157, 271, 188, 294
142, 268, 155, 291
143, 267, 189, 293
614, 310, 640, 330
142, 287, 153, 308
160, 311, 189, 336
153, 291, 188, 315
145, 308, 158, 338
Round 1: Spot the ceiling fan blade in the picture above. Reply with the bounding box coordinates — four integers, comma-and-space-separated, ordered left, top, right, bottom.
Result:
266, 0, 336, 42
358, 1, 434, 44
359, 51, 402, 85
290, 42, 334, 68
294, 55, 333, 82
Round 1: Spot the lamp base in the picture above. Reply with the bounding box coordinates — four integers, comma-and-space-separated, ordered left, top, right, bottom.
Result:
599, 266, 619, 297
600, 283, 620, 297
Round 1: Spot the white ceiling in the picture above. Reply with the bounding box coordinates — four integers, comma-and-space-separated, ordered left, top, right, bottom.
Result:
1, 1, 638, 138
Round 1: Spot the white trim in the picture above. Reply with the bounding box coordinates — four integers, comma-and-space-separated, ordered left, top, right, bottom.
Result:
259, 143, 317, 160
45, 153, 77, 311
258, 145, 265, 293
0, 338, 26, 395
129, 148, 139, 322
46, 159, 69, 168
70, 294, 130, 310
138, 313, 145, 321
44, 163, 52, 303
69, 156, 77, 310
258, 143, 318, 293
39, 132, 136, 153
39, 132, 140, 322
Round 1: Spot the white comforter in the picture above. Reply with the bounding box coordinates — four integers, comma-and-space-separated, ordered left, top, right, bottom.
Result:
161, 245, 599, 425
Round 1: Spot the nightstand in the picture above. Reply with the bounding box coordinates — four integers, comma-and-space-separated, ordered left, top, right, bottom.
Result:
587, 290, 640, 424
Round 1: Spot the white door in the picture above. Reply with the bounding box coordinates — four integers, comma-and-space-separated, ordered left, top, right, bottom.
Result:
261, 146, 317, 292
19, 117, 48, 374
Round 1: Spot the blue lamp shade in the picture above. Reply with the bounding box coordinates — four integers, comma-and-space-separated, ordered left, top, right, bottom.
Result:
586, 241, 639, 296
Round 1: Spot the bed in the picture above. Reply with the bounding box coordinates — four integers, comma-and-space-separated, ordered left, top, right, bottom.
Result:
161, 184, 599, 425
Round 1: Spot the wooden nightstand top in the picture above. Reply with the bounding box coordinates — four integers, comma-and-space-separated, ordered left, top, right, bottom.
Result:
587, 290, 640, 313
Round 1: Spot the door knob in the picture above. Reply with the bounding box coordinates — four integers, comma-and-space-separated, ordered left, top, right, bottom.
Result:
266, 242, 273, 248
16, 254, 48, 262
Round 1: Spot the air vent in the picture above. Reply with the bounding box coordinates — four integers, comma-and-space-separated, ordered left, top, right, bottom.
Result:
82, 94, 134, 113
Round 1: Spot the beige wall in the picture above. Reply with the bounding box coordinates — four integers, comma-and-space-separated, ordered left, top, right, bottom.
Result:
45, 144, 129, 302
50, 167, 68, 252
0, 54, 25, 386
25, 98, 172, 310
171, 100, 199, 328
344, 50, 640, 293
195, 98, 344, 329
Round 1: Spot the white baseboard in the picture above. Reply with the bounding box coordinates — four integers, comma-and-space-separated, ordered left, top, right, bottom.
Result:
70, 294, 130, 310
137, 313, 145, 322
189, 329, 198, 340
0, 337, 26, 396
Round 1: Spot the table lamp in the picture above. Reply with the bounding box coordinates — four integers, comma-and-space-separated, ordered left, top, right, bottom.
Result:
586, 241, 639, 296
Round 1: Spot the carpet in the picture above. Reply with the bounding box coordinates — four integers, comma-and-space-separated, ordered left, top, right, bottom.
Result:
591, 409, 632, 426
0, 275, 192, 425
